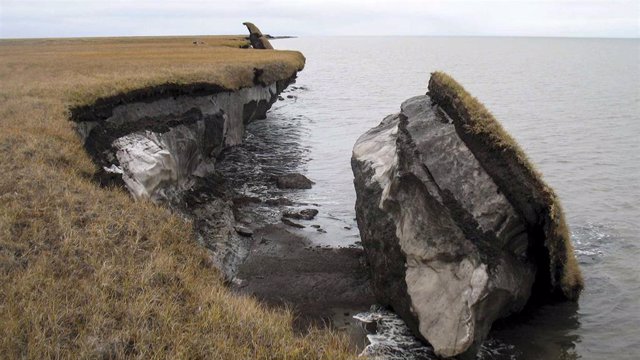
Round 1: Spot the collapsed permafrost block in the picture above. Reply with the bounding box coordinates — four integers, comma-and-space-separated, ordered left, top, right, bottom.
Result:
352, 71, 583, 358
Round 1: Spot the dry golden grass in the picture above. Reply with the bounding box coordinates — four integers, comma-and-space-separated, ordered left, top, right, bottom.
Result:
0, 36, 354, 359
429, 71, 583, 300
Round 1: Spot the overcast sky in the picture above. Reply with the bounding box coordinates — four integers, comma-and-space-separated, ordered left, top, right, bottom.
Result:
1, 0, 638, 39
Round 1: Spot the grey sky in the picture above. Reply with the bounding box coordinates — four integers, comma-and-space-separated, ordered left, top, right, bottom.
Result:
1, 0, 638, 38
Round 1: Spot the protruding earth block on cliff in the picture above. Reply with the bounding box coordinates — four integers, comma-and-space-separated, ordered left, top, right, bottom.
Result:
351, 72, 583, 358
243, 22, 274, 50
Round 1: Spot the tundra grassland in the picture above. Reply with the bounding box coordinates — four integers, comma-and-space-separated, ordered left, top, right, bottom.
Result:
0, 35, 356, 359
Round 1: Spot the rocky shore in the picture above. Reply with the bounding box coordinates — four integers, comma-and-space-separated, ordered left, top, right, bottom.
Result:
232, 224, 373, 338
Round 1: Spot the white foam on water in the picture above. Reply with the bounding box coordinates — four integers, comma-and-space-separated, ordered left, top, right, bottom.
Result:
353, 307, 437, 360
354, 306, 524, 360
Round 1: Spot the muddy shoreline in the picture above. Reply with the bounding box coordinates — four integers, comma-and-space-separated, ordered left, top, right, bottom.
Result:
231, 223, 374, 346
181, 172, 377, 348
203, 90, 378, 348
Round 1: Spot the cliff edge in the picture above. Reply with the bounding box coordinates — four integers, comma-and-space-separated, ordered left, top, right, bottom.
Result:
0, 35, 354, 360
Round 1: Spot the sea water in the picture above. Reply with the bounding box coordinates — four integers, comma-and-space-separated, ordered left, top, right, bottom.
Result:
227, 36, 640, 359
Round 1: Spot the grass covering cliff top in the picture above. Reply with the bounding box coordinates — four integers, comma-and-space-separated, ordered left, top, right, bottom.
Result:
428, 71, 583, 301
1, 35, 305, 107
0, 36, 354, 359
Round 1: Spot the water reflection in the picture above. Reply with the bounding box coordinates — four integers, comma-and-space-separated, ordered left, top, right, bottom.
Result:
217, 86, 361, 246
220, 37, 640, 359
217, 87, 311, 192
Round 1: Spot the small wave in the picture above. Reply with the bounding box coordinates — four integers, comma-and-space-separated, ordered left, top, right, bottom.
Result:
354, 306, 523, 360
477, 338, 519, 360
353, 306, 437, 360
570, 223, 620, 264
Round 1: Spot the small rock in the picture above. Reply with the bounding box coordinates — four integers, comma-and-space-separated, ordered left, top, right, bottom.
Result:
344, 226, 352, 230
265, 197, 293, 206
278, 96, 285, 101
231, 277, 246, 287
316, 228, 327, 233
286, 95, 295, 99
281, 217, 305, 228
311, 224, 321, 229
283, 208, 319, 220
234, 226, 253, 237
233, 195, 262, 207
274, 173, 315, 189
297, 202, 320, 206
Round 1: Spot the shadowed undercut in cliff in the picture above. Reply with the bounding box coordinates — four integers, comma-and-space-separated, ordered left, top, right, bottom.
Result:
70, 72, 298, 197
427, 71, 583, 301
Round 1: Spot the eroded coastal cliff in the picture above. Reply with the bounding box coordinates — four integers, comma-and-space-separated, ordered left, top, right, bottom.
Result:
1, 22, 587, 358
65, 29, 378, 353
352, 72, 583, 358
70, 51, 302, 280
0, 32, 361, 359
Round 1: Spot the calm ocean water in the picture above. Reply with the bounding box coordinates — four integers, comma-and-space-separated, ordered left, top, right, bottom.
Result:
239, 37, 639, 359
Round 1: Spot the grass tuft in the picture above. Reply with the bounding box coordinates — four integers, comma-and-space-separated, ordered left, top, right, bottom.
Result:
0, 36, 352, 359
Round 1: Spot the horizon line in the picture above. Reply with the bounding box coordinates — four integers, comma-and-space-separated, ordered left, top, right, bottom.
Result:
1, 33, 638, 41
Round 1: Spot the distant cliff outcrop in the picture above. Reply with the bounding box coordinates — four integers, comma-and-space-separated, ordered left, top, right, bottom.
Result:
243, 22, 274, 49
352, 72, 583, 358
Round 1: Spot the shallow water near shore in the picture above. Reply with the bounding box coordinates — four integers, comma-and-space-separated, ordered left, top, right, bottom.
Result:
226, 37, 639, 359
